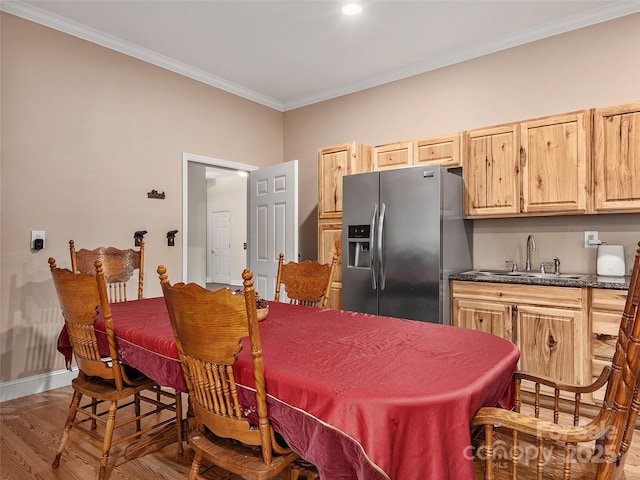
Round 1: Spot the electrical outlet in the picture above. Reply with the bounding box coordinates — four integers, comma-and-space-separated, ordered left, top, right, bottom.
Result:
584, 230, 599, 248
31, 230, 45, 250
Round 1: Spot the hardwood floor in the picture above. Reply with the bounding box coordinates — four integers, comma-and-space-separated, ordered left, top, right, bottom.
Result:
1, 386, 639, 479
0, 386, 235, 479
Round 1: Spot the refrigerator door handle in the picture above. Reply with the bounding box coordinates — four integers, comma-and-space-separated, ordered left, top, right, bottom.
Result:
370, 204, 378, 290
378, 202, 386, 290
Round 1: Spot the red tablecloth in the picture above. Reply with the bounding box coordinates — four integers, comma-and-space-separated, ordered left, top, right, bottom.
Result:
58, 297, 519, 480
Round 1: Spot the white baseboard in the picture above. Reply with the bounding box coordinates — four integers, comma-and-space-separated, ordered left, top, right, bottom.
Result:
0, 369, 76, 402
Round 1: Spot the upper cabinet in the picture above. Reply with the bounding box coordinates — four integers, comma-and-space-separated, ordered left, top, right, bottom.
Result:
464, 110, 591, 218
373, 133, 462, 171
373, 142, 413, 170
520, 111, 590, 215
318, 142, 371, 219
463, 124, 521, 217
414, 133, 461, 168
592, 101, 640, 213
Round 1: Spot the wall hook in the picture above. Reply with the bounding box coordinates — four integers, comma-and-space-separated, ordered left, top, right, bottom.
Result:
167, 230, 178, 246
134, 230, 147, 247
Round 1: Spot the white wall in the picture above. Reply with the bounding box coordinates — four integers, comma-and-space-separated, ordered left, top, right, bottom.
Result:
207, 174, 248, 285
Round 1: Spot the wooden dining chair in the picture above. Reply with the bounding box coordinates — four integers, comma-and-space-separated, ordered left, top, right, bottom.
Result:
274, 252, 338, 308
69, 238, 182, 438
69, 239, 144, 303
158, 266, 300, 480
49, 257, 183, 480
472, 240, 640, 480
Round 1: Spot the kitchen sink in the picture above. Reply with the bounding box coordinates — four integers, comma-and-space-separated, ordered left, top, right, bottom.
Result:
472, 270, 521, 276
521, 272, 586, 280
464, 270, 588, 280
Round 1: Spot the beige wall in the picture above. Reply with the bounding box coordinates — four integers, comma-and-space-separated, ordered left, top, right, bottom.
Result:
2, 11, 639, 389
284, 13, 640, 261
0, 13, 283, 383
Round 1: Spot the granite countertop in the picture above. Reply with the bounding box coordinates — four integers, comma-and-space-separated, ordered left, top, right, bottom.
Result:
450, 270, 630, 290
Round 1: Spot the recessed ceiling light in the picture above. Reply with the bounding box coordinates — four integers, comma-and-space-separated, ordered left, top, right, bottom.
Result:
342, 3, 363, 15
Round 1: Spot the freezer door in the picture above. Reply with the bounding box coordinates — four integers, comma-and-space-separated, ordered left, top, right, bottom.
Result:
378, 166, 442, 323
342, 171, 379, 315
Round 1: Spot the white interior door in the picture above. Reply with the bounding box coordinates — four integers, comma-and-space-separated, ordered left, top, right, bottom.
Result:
208, 210, 231, 284
248, 160, 298, 300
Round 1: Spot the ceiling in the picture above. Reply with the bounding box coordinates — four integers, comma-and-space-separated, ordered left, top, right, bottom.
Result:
3, 1, 639, 111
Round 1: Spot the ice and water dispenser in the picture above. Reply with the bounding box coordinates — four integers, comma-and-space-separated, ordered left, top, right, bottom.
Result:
347, 225, 371, 268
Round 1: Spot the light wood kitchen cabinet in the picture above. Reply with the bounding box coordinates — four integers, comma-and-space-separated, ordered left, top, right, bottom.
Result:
318, 223, 343, 310
591, 288, 628, 403
318, 142, 371, 219
451, 297, 513, 341
373, 141, 413, 171
374, 134, 462, 171
317, 142, 370, 308
414, 133, 461, 168
463, 124, 521, 217
520, 111, 590, 215
463, 110, 590, 217
592, 101, 640, 213
451, 280, 590, 395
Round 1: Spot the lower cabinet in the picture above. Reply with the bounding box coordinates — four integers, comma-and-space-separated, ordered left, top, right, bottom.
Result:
451, 298, 513, 341
451, 280, 590, 399
318, 222, 343, 310
591, 288, 628, 403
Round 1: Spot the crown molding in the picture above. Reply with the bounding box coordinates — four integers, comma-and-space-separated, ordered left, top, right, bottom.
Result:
282, 2, 640, 111
1, 0, 286, 111
3, 0, 639, 112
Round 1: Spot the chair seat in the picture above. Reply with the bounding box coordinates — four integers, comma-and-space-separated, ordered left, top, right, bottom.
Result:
71, 375, 156, 401
189, 429, 298, 480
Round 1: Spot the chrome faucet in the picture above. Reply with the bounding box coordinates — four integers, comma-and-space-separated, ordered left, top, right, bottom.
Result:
553, 256, 561, 275
525, 235, 536, 271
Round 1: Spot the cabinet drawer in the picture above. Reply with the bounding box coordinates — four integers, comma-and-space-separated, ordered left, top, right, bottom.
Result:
374, 142, 413, 170
591, 288, 627, 310
592, 310, 620, 361
451, 280, 585, 308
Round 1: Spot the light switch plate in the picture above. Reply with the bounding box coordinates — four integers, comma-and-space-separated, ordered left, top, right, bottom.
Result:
584, 230, 599, 248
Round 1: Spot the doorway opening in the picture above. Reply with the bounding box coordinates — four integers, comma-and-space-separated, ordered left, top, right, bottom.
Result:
182, 152, 257, 286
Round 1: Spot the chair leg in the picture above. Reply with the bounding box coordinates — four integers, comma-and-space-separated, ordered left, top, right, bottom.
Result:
91, 398, 98, 430
284, 466, 299, 480
99, 401, 118, 480
189, 449, 203, 480
175, 392, 184, 456
134, 392, 142, 431
52, 390, 82, 468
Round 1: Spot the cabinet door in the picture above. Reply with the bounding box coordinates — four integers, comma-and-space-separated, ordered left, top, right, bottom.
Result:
593, 101, 640, 213
520, 111, 590, 215
318, 223, 343, 309
452, 298, 513, 341
318, 142, 371, 219
463, 125, 520, 217
373, 142, 413, 171
516, 305, 582, 384
414, 134, 461, 168
318, 223, 342, 284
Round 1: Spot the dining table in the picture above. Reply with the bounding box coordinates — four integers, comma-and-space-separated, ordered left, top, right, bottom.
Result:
58, 296, 519, 480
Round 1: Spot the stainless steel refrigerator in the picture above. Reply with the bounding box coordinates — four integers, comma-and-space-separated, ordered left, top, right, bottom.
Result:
342, 165, 472, 324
